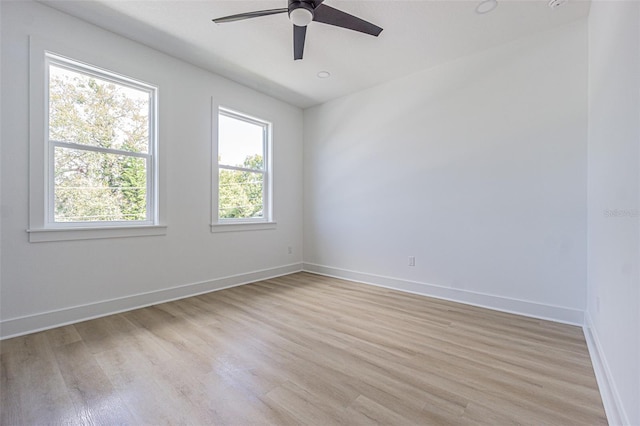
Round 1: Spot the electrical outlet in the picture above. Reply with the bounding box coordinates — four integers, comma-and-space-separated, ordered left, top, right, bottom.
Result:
408, 256, 415, 267
288, 246, 293, 255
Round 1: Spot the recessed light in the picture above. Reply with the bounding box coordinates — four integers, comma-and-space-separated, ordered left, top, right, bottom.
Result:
475, 0, 498, 14
317, 71, 331, 79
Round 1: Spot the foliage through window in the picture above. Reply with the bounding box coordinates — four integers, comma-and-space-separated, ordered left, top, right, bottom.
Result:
47, 54, 157, 224
217, 109, 270, 221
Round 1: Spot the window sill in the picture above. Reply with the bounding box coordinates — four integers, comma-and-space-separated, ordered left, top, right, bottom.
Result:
27, 225, 168, 243
210, 221, 277, 233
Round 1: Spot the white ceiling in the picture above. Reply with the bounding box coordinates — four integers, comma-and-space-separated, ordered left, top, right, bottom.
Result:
40, 0, 590, 108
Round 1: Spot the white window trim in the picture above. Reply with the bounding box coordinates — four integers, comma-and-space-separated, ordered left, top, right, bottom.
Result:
210, 222, 277, 233
211, 100, 275, 232
28, 37, 166, 242
27, 225, 168, 243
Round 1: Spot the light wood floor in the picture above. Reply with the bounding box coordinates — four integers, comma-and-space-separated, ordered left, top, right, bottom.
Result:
1, 272, 607, 425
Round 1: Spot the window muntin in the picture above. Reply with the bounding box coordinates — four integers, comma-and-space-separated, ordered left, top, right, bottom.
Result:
46, 54, 157, 226
217, 108, 271, 222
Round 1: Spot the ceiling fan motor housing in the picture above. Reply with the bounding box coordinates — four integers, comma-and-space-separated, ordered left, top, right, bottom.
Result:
288, 0, 315, 26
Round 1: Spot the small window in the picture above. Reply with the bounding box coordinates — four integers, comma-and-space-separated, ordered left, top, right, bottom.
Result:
46, 54, 157, 226
216, 108, 272, 224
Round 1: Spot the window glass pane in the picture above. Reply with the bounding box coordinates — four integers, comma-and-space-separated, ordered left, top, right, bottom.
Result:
218, 169, 264, 219
49, 64, 149, 154
218, 114, 264, 169
54, 146, 147, 222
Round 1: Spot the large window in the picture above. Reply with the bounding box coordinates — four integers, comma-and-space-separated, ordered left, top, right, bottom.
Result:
46, 54, 157, 225
28, 41, 164, 242
216, 108, 272, 226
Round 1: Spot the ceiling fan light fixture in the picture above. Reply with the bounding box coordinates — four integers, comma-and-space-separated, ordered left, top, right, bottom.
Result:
475, 0, 498, 14
289, 6, 313, 26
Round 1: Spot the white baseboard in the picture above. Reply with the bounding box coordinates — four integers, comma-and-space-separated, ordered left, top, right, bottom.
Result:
302, 263, 584, 326
0, 262, 303, 340
583, 312, 629, 426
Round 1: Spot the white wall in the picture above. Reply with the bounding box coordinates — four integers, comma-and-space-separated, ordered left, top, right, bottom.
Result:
0, 1, 303, 338
304, 20, 588, 324
586, 2, 640, 425
2, 1, 638, 422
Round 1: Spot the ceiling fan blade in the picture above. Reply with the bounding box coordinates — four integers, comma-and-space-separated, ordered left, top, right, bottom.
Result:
312, 5, 382, 36
293, 25, 307, 60
212, 8, 287, 24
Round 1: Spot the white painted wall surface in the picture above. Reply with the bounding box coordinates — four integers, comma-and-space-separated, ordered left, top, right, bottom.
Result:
304, 21, 588, 324
0, 1, 303, 338
2, 1, 638, 422
586, 2, 640, 425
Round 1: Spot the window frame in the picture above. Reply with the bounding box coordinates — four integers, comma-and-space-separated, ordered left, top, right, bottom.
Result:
46, 54, 157, 226
28, 37, 166, 242
211, 104, 275, 232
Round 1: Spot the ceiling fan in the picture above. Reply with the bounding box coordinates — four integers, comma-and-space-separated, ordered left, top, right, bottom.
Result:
212, 0, 383, 60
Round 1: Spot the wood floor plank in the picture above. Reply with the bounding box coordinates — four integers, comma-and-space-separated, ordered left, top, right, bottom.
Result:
53, 340, 135, 424
1, 333, 76, 425
0, 272, 607, 425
